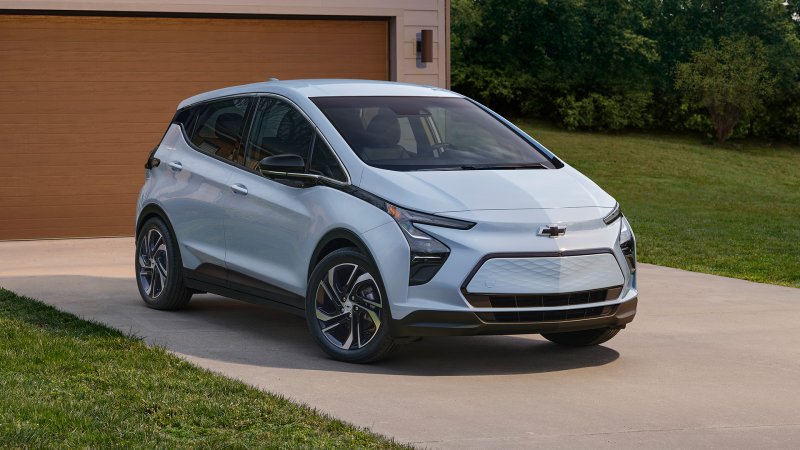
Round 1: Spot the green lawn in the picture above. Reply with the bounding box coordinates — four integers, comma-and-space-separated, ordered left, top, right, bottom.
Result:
519, 121, 800, 288
0, 289, 408, 449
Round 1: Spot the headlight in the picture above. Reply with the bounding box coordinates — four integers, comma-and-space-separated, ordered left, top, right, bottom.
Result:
603, 203, 622, 225
385, 202, 474, 285
619, 216, 636, 274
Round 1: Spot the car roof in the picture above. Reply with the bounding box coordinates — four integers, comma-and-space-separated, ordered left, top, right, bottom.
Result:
177, 79, 462, 109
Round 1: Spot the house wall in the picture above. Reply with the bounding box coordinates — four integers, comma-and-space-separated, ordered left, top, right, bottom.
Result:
0, 0, 450, 88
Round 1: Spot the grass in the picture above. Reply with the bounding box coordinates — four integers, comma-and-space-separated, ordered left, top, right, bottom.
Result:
518, 120, 800, 288
0, 288, 408, 449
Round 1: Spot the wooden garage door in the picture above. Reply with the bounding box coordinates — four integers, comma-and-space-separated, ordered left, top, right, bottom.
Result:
0, 14, 388, 239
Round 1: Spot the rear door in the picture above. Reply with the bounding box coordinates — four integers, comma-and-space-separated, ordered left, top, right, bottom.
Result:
157, 97, 251, 274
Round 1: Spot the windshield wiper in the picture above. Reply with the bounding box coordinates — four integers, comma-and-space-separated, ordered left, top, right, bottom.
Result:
458, 163, 549, 170
412, 163, 549, 171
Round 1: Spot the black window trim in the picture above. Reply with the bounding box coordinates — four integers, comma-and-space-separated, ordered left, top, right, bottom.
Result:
240, 93, 351, 186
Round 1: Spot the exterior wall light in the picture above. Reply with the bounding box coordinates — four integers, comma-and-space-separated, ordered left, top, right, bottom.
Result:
418, 29, 433, 63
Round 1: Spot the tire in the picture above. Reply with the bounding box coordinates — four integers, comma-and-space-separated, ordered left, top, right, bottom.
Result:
135, 217, 192, 310
541, 328, 620, 346
306, 248, 395, 363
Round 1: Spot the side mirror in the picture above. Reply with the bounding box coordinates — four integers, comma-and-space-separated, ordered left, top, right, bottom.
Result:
258, 154, 306, 177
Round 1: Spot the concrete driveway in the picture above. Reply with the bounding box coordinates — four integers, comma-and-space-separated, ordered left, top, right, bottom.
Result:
1, 237, 799, 449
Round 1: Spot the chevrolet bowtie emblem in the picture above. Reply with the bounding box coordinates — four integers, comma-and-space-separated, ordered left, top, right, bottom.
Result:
538, 225, 566, 238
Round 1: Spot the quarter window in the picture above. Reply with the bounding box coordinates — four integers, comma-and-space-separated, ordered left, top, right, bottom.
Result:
172, 107, 195, 130
245, 98, 314, 171
189, 98, 250, 160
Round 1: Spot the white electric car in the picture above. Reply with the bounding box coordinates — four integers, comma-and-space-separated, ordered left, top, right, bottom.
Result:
136, 79, 638, 363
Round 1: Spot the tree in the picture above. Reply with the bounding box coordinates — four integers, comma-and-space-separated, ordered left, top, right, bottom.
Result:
450, 1, 800, 140
675, 36, 774, 144
450, 0, 658, 126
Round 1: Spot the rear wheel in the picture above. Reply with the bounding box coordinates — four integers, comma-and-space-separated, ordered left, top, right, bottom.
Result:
541, 328, 620, 346
135, 217, 192, 310
306, 248, 395, 363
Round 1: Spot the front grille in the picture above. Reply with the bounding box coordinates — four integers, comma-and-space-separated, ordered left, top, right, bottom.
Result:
464, 286, 622, 309
465, 253, 625, 295
476, 305, 618, 323
465, 286, 622, 324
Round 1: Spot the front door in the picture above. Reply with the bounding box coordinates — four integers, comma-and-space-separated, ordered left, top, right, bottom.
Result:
223, 97, 318, 306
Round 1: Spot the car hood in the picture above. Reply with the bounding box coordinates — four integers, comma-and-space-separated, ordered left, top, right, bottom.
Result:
358, 165, 616, 213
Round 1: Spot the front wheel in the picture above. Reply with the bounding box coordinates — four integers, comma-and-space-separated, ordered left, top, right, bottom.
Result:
541, 328, 620, 346
306, 248, 395, 363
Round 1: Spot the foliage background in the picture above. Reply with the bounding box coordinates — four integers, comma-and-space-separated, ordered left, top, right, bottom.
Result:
451, 0, 800, 142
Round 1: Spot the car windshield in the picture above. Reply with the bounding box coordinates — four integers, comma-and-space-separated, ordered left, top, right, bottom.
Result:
311, 96, 559, 171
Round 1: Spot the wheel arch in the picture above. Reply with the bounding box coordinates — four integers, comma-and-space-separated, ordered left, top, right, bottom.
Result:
308, 228, 372, 280
137, 203, 189, 272
137, 203, 171, 235
136, 203, 181, 253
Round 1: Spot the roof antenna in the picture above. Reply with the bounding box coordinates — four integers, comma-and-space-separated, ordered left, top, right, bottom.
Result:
268, 77, 279, 81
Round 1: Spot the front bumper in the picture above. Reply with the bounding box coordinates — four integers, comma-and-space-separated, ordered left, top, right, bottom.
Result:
390, 293, 637, 337
360, 207, 639, 337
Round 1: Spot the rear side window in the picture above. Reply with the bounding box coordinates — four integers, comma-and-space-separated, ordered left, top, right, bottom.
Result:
309, 133, 347, 182
189, 98, 250, 160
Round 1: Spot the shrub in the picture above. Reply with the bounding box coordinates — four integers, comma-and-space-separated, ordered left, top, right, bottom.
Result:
554, 92, 653, 131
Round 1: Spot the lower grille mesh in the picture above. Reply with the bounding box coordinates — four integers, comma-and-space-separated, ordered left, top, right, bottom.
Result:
476, 305, 618, 323
465, 286, 623, 323
465, 286, 622, 309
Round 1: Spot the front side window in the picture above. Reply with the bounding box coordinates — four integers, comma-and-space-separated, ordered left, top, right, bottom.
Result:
309, 133, 347, 182
244, 97, 314, 171
188, 97, 250, 160
311, 96, 558, 171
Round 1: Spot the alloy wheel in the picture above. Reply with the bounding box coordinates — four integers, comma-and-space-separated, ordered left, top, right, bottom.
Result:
138, 228, 168, 299
315, 263, 383, 350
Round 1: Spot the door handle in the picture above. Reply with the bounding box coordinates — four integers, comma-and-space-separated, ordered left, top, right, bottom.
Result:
230, 183, 248, 196
168, 161, 183, 172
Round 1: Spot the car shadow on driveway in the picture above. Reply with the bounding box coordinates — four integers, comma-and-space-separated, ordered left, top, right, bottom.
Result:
1, 275, 620, 377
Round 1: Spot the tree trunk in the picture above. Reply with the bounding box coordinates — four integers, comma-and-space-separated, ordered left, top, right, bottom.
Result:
709, 105, 741, 145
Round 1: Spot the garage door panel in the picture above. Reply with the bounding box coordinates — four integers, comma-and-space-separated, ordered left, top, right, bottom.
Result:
0, 221, 135, 240
0, 227, 130, 240
0, 36, 386, 57
2, 53, 387, 73
0, 16, 384, 34
0, 130, 167, 145
0, 14, 388, 239
1, 69, 385, 83
0, 115, 171, 127
2, 175, 143, 189
0, 80, 210, 92
0, 150, 147, 165
0, 183, 139, 198
3, 192, 139, 207
0, 100, 184, 117
2, 202, 136, 220
0, 23, 386, 49
0, 165, 145, 178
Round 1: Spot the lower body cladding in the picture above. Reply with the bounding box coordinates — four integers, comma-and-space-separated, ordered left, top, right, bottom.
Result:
362, 207, 638, 338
